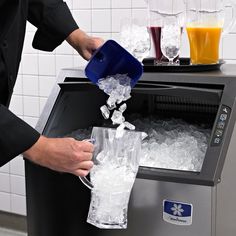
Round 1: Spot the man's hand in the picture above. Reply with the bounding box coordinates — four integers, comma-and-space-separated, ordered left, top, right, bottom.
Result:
66, 28, 104, 60
23, 136, 94, 177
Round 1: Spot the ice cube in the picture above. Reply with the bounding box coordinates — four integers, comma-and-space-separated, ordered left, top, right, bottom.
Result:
123, 94, 131, 101
124, 121, 135, 130
116, 123, 126, 138
97, 78, 106, 88
116, 96, 124, 104
107, 103, 117, 110
111, 110, 125, 125
110, 88, 122, 102
107, 97, 117, 110
123, 87, 132, 101
119, 103, 127, 113
96, 150, 109, 164
117, 74, 131, 86
141, 132, 148, 140
100, 105, 110, 119
104, 84, 114, 95
97, 74, 134, 128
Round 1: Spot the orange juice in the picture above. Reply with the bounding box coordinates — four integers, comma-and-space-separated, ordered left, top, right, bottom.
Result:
186, 27, 222, 64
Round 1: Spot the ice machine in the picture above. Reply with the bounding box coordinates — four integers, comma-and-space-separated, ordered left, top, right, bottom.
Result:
25, 65, 236, 236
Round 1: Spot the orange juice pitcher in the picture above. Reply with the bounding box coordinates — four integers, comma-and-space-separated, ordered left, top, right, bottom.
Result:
186, 0, 236, 64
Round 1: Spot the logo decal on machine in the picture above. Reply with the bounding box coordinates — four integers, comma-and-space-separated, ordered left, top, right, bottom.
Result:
163, 200, 193, 226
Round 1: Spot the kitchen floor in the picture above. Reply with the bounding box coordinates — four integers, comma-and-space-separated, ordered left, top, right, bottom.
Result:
0, 228, 27, 236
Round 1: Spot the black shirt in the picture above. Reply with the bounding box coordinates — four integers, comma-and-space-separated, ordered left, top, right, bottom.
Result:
0, 51, 8, 105
0, 0, 78, 166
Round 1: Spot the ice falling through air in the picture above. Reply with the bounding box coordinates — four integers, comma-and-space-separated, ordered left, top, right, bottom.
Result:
98, 74, 135, 137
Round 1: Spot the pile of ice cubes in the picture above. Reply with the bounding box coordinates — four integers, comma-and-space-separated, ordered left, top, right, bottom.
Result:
130, 116, 211, 172
66, 115, 210, 172
88, 161, 136, 228
98, 74, 135, 135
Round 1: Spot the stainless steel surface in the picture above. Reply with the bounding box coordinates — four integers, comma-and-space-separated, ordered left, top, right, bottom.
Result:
216, 108, 236, 236
26, 66, 236, 236
126, 179, 214, 236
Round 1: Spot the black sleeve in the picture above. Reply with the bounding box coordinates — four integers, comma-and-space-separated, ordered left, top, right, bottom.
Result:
28, 0, 79, 51
0, 104, 40, 167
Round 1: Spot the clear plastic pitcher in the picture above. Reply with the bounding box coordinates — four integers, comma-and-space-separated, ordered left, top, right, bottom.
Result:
80, 127, 143, 229
186, 0, 236, 64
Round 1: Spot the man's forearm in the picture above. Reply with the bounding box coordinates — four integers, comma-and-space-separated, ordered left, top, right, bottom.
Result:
23, 135, 94, 177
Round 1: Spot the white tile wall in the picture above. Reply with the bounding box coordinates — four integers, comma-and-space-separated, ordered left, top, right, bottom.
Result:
38, 55, 56, 76
112, 0, 132, 9
11, 194, 26, 215
92, 10, 111, 32
23, 32, 38, 54
0, 192, 11, 212
9, 95, 23, 116
132, 0, 147, 8
55, 55, 74, 75
73, 10, 92, 33
56, 41, 74, 55
10, 156, 25, 176
92, 0, 111, 9
0, 163, 10, 174
65, 0, 72, 9
131, 8, 148, 20
14, 75, 23, 95
73, 55, 87, 68
22, 54, 38, 75
22, 75, 39, 96
112, 9, 132, 32
73, 0, 91, 9
10, 175, 26, 196
223, 34, 236, 59
0, 173, 10, 193
1, 0, 236, 217
23, 117, 39, 128
39, 76, 56, 97
23, 96, 40, 117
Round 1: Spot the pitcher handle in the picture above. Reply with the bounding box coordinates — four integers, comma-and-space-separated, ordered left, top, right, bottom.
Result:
223, 0, 236, 34
78, 139, 95, 189
79, 176, 93, 189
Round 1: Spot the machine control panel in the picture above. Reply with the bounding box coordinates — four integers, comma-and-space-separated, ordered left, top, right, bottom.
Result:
211, 105, 231, 146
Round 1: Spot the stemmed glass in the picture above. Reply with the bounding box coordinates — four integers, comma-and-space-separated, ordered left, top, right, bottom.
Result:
160, 20, 181, 65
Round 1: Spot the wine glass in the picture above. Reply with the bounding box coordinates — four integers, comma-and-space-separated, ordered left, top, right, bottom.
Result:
160, 23, 181, 65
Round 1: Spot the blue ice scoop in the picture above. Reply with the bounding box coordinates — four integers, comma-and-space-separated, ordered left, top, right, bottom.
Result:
85, 40, 143, 88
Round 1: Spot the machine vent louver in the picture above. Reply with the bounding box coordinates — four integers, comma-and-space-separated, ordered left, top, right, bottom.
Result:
154, 96, 218, 113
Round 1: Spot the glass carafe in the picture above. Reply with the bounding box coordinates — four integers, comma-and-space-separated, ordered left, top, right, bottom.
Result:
186, 0, 236, 64
147, 0, 185, 63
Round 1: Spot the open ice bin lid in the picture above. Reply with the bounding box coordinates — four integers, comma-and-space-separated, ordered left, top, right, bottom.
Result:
85, 40, 143, 87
